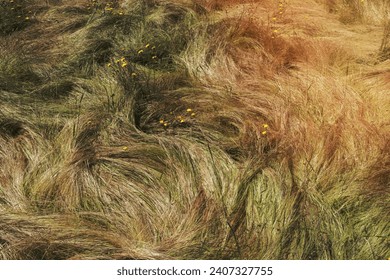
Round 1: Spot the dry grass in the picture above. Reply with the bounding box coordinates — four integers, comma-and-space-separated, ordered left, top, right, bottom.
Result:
320, 0, 390, 24
193, 0, 256, 10
0, 0, 389, 259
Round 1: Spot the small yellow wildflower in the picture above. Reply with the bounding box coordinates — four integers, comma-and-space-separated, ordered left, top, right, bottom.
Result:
191, 113, 196, 117
186, 108, 192, 112
107, 63, 111, 67
261, 131, 267, 135
138, 49, 144, 54
163, 122, 169, 127
159, 120, 164, 124
121, 62, 128, 67
122, 146, 128, 151
145, 43, 150, 48
180, 119, 185, 123
263, 124, 269, 128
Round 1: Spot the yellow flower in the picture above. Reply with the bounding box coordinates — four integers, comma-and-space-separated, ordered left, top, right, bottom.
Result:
263, 124, 269, 128
261, 131, 267, 135
186, 108, 192, 112
145, 43, 150, 48
272, 17, 277, 21
121, 62, 128, 67
180, 119, 185, 123
191, 113, 196, 117
163, 122, 169, 127
122, 146, 128, 151
138, 49, 144, 54
107, 63, 111, 67
159, 120, 164, 124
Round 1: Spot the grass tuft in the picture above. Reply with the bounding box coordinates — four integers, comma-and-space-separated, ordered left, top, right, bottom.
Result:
0, 0, 388, 260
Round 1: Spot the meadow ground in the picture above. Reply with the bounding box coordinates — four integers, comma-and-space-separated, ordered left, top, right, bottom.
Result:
0, 0, 389, 259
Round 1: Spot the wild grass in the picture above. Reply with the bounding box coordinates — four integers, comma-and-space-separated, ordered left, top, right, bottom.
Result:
0, 0, 34, 36
321, 0, 390, 24
0, 0, 389, 259
380, 19, 390, 60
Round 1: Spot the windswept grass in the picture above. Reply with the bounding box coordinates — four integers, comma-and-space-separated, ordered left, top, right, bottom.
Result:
0, 0, 388, 259
321, 0, 390, 24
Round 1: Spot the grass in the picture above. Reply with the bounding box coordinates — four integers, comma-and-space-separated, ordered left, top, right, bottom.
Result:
0, 0, 389, 259
321, 0, 390, 24
380, 19, 390, 60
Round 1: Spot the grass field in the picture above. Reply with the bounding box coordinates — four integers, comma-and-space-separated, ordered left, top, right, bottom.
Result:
0, 0, 389, 259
